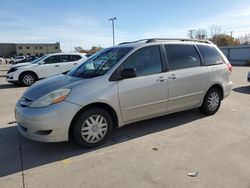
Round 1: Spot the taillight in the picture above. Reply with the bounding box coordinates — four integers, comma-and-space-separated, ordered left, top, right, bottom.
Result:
226, 63, 232, 72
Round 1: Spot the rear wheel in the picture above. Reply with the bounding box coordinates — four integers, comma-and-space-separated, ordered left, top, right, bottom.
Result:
200, 87, 222, 115
20, 72, 37, 86
72, 108, 113, 148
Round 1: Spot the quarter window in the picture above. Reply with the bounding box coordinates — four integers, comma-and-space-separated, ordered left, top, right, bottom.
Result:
74, 55, 82, 61
198, 45, 225, 65
121, 46, 162, 77
165, 45, 201, 70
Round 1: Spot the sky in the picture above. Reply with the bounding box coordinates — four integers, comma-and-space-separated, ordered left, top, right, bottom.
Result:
0, 0, 250, 52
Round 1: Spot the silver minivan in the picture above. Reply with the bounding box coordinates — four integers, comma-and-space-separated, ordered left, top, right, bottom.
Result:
16, 39, 233, 148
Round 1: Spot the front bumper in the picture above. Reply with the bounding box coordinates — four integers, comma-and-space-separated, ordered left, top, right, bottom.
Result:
6, 72, 18, 83
16, 100, 82, 142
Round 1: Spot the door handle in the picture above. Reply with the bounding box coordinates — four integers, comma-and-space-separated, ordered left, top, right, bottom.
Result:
73, 63, 77, 65
169, 74, 177, 79
55, 65, 59, 67
157, 76, 167, 82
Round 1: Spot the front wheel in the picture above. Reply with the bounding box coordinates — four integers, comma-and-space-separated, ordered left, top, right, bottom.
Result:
72, 108, 113, 148
20, 72, 37, 86
200, 87, 222, 115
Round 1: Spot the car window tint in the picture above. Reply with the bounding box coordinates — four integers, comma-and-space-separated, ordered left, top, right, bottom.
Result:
74, 55, 82, 61
165, 45, 201, 70
61, 55, 70, 62
121, 46, 162, 77
198, 45, 225, 65
44, 55, 60, 64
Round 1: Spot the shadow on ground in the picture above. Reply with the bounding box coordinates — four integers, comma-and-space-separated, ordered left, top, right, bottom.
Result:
233, 85, 250, 95
0, 84, 17, 89
0, 109, 205, 177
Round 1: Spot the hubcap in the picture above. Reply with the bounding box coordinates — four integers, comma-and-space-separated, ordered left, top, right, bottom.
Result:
23, 75, 35, 85
81, 115, 108, 143
207, 92, 220, 111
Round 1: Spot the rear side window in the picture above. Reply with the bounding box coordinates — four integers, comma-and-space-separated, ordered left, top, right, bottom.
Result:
121, 45, 162, 77
165, 45, 201, 70
197, 45, 225, 66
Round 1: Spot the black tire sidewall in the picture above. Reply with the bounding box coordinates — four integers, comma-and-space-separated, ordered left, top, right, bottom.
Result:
20, 73, 36, 86
201, 87, 222, 115
72, 108, 113, 148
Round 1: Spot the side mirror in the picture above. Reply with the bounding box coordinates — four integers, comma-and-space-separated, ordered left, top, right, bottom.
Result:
120, 68, 137, 79
38, 61, 44, 65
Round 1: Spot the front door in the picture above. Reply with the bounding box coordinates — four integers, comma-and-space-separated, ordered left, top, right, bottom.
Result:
37, 55, 63, 78
118, 45, 168, 123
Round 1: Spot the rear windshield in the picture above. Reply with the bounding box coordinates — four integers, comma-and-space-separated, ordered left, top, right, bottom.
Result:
68, 47, 132, 78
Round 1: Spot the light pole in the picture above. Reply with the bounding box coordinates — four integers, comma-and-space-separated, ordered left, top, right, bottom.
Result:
109, 17, 116, 46
188, 29, 196, 39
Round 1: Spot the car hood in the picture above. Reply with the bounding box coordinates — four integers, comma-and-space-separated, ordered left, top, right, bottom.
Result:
23, 74, 85, 101
11, 62, 32, 68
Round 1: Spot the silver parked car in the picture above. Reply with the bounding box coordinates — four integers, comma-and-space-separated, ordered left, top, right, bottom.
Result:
16, 38, 233, 148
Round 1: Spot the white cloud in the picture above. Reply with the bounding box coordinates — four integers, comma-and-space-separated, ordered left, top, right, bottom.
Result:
0, 11, 132, 51
1, 7, 250, 51
141, 7, 250, 39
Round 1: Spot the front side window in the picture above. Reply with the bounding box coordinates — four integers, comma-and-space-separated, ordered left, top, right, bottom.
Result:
44, 55, 60, 64
68, 47, 132, 78
165, 45, 201, 70
121, 45, 162, 77
198, 45, 225, 65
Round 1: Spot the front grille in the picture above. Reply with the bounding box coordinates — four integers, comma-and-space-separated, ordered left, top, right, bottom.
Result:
20, 97, 33, 108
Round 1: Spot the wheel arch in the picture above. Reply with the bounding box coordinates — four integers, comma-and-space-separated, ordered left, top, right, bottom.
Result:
18, 71, 39, 83
206, 83, 224, 100
68, 102, 119, 139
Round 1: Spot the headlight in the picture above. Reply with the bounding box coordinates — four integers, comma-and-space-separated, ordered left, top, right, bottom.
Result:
7, 67, 18, 73
29, 88, 71, 108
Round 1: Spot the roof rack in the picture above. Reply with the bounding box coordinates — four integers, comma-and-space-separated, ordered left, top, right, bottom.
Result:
119, 38, 213, 45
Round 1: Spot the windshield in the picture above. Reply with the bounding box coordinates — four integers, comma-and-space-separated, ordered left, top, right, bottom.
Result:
68, 47, 132, 78
31, 55, 47, 64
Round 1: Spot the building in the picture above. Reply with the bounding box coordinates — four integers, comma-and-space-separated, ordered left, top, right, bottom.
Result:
0, 42, 61, 57
16, 42, 61, 56
220, 45, 250, 65
0, 43, 16, 57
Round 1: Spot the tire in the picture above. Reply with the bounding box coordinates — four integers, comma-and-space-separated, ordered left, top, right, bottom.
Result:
19, 72, 37, 86
72, 108, 113, 148
200, 87, 222, 115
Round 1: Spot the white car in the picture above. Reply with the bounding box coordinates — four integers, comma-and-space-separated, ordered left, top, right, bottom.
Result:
13, 56, 26, 64
0, 57, 4, 64
7, 53, 87, 86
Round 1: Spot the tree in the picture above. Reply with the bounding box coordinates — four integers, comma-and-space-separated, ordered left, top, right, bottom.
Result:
74, 46, 103, 55
88, 46, 103, 55
211, 34, 240, 47
195, 29, 207, 39
210, 25, 222, 39
239, 33, 250, 45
